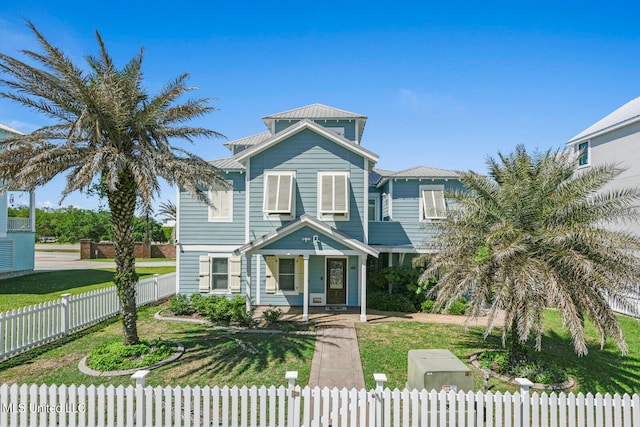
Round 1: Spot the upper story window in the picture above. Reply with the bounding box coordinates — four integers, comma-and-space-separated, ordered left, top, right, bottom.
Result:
263, 171, 295, 216
577, 141, 589, 166
368, 195, 379, 221
420, 185, 447, 221
208, 181, 233, 222
328, 127, 345, 137
318, 171, 349, 220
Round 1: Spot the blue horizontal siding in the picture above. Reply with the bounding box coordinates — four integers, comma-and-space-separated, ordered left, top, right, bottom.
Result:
274, 120, 357, 142
262, 227, 352, 252
178, 172, 246, 245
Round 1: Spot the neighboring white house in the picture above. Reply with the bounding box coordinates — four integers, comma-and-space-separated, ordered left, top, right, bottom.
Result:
566, 96, 640, 236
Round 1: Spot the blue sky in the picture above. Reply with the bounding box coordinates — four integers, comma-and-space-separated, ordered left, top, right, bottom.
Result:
1, 1, 639, 214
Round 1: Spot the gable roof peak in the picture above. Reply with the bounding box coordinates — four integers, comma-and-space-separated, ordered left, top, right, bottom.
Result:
262, 103, 366, 120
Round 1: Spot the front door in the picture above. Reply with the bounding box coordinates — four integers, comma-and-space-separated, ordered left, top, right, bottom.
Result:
326, 258, 347, 305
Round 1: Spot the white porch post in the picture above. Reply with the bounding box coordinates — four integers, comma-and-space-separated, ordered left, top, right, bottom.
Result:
303, 255, 309, 322
245, 253, 252, 312
359, 255, 367, 322
29, 191, 36, 232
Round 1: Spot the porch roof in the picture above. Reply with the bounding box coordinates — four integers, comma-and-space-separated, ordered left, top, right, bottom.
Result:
233, 214, 379, 257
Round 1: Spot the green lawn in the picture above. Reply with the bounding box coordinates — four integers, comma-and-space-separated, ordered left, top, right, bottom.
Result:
0, 305, 315, 387
0, 267, 176, 311
357, 311, 640, 394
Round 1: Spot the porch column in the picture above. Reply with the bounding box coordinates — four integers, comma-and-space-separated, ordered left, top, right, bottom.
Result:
359, 255, 367, 322
245, 253, 252, 312
303, 255, 309, 322
29, 191, 36, 232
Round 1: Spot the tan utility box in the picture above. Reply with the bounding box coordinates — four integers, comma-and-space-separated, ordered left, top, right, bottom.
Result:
407, 349, 474, 391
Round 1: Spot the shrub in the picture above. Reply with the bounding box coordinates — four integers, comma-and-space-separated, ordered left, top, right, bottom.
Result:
367, 291, 416, 312
478, 351, 568, 385
199, 295, 254, 326
189, 293, 207, 314
262, 306, 283, 325
421, 300, 435, 313
447, 298, 468, 315
168, 294, 193, 315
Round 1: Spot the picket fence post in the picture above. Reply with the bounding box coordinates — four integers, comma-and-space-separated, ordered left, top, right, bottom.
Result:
132, 370, 149, 426
153, 274, 159, 302
374, 373, 388, 427
61, 293, 71, 337
515, 378, 533, 427
285, 371, 298, 427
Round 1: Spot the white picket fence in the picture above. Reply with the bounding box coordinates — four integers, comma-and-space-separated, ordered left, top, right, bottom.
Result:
0, 273, 176, 361
605, 287, 640, 319
0, 379, 638, 427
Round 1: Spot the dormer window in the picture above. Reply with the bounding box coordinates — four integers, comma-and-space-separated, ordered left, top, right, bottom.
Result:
263, 171, 295, 216
328, 127, 345, 137
318, 171, 349, 220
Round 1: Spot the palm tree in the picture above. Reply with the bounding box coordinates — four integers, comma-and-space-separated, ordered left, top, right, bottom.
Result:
420, 145, 640, 362
0, 22, 226, 345
158, 200, 177, 242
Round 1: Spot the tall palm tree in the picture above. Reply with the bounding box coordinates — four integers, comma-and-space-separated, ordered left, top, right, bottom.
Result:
0, 22, 226, 345
158, 200, 177, 242
421, 145, 640, 362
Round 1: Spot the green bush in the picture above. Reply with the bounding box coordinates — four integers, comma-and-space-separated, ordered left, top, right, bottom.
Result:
168, 294, 193, 315
262, 306, 283, 325
367, 291, 416, 312
421, 300, 435, 313
447, 298, 468, 315
478, 351, 568, 385
189, 293, 207, 314
198, 295, 254, 326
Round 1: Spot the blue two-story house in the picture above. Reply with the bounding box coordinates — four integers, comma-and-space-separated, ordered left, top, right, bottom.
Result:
0, 123, 36, 280
177, 104, 462, 321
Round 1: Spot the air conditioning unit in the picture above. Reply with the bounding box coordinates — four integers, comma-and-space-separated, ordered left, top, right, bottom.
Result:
407, 349, 474, 392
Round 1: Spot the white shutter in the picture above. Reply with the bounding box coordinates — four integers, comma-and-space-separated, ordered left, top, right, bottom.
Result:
433, 190, 446, 217
334, 174, 348, 213
229, 256, 242, 293
278, 174, 292, 212
422, 189, 446, 219
265, 256, 277, 294
209, 184, 232, 221
264, 175, 279, 212
321, 175, 333, 213
198, 256, 211, 292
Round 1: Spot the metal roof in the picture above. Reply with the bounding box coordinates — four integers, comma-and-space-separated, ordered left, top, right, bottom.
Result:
0, 123, 23, 135
262, 103, 366, 120
567, 96, 640, 145
262, 104, 368, 143
384, 165, 459, 178
223, 131, 272, 149
209, 157, 245, 171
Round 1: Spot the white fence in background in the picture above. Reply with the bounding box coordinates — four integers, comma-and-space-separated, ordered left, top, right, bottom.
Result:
1, 377, 638, 427
6, 217, 31, 232
0, 273, 176, 361
605, 287, 640, 319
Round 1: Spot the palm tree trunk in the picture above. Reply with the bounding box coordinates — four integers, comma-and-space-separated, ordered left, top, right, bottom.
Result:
509, 319, 528, 365
108, 172, 140, 345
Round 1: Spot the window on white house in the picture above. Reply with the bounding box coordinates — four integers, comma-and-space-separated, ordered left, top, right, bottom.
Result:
318, 172, 349, 219
420, 186, 447, 220
578, 141, 589, 166
278, 258, 296, 292
211, 258, 229, 290
208, 182, 233, 221
263, 172, 295, 215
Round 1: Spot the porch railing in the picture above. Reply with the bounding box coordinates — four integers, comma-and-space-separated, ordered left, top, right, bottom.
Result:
6, 217, 31, 232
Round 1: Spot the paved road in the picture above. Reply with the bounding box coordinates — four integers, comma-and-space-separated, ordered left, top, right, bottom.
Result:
35, 245, 175, 271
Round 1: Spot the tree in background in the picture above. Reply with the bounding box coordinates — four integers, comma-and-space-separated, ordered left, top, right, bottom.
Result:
0, 23, 226, 345
420, 145, 640, 363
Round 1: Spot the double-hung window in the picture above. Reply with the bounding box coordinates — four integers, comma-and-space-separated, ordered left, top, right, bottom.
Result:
263, 171, 295, 216
208, 181, 233, 222
211, 258, 229, 290
318, 171, 349, 220
420, 185, 447, 220
278, 258, 296, 292
577, 141, 589, 166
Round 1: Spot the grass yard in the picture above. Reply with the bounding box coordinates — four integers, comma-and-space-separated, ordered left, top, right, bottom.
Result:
0, 305, 315, 387
0, 267, 175, 311
357, 310, 640, 394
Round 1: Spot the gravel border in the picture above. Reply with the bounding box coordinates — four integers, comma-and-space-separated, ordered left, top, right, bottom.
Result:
78, 341, 184, 377
469, 351, 576, 391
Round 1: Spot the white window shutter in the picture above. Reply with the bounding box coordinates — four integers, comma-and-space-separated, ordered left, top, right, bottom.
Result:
321, 175, 333, 212
433, 190, 446, 217
334, 174, 348, 213
295, 256, 304, 293
229, 256, 242, 293
199, 256, 210, 292
278, 174, 292, 212
264, 175, 279, 212
219, 189, 231, 219
265, 256, 277, 294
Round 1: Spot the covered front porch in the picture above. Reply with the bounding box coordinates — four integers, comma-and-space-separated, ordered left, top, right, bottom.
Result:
234, 215, 378, 322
